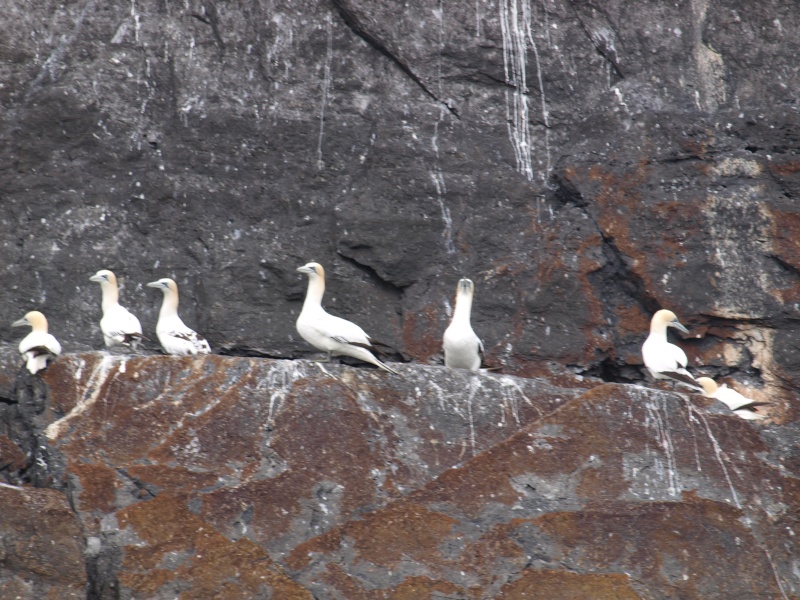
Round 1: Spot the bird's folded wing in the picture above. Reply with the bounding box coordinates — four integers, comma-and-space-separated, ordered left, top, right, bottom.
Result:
168, 330, 205, 343
661, 370, 702, 389
736, 400, 771, 411
331, 336, 375, 351
110, 331, 146, 342
305, 314, 370, 347
24, 344, 57, 357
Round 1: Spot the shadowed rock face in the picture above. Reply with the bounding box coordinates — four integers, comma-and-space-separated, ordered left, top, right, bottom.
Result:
0, 354, 798, 598
1, 0, 800, 597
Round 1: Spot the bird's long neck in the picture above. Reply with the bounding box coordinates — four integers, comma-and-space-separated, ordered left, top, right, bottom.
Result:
302, 276, 325, 314
31, 319, 48, 334
159, 289, 180, 320
452, 292, 473, 324
100, 281, 120, 310
649, 320, 668, 337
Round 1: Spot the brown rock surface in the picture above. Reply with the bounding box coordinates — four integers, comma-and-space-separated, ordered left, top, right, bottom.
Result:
287, 383, 798, 598
0, 483, 87, 599
0, 354, 797, 598
15, 353, 586, 597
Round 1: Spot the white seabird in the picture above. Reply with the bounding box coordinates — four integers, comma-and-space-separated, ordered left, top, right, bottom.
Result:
295, 262, 399, 374
147, 278, 210, 356
89, 269, 144, 350
696, 377, 769, 420
642, 309, 701, 389
443, 278, 483, 371
12, 311, 62, 374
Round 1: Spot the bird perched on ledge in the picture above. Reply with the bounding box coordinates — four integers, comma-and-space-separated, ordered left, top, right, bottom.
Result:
295, 262, 399, 374
147, 278, 210, 356
642, 309, 701, 389
443, 278, 483, 371
696, 377, 769, 420
12, 310, 61, 374
89, 269, 144, 351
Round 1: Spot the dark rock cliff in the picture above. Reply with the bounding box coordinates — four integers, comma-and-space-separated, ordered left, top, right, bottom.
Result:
0, 0, 799, 597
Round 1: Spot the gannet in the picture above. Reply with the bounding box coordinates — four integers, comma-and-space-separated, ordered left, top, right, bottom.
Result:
443, 278, 483, 371
696, 377, 769, 420
89, 269, 144, 350
642, 309, 701, 389
12, 311, 62, 374
295, 262, 399, 374
147, 278, 210, 355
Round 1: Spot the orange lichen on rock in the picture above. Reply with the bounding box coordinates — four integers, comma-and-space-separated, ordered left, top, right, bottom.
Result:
767, 208, 800, 300
533, 499, 786, 598
116, 494, 312, 599
347, 502, 459, 567
0, 486, 87, 598
495, 569, 641, 599
402, 303, 443, 362
0, 435, 27, 472
68, 460, 119, 515
388, 575, 471, 599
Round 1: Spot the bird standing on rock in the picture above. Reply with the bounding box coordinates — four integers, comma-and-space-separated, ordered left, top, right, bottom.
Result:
12, 310, 61, 374
295, 262, 399, 374
147, 278, 210, 356
89, 269, 144, 351
642, 309, 700, 389
443, 278, 483, 371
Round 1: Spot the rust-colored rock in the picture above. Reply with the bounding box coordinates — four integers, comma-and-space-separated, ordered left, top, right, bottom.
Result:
116, 495, 311, 599
0, 353, 798, 597
11, 353, 584, 598
287, 383, 798, 598
0, 435, 26, 472
0, 484, 87, 599
495, 570, 641, 600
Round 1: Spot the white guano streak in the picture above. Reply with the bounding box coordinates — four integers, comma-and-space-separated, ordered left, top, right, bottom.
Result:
316, 12, 333, 170
687, 401, 742, 509
431, 106, 456, 254
499, 0, 550, 183
46, 355, 117, 440
643, 395, 681, 498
